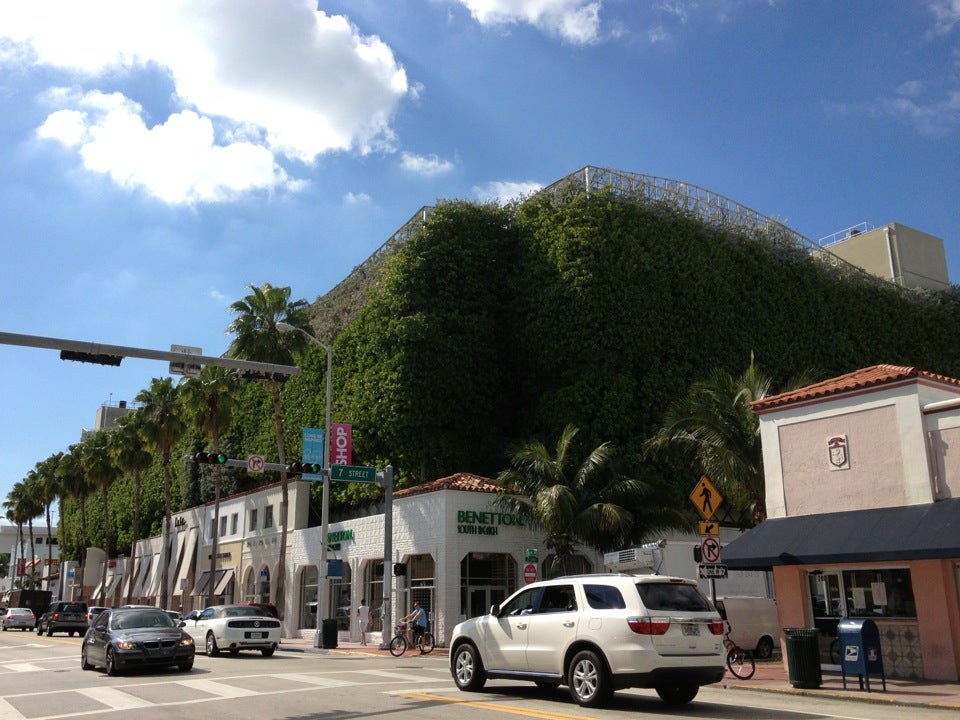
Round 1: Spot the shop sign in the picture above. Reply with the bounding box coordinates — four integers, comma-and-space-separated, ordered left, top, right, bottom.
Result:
456, 509, 524, 536
327, 529, 354, 544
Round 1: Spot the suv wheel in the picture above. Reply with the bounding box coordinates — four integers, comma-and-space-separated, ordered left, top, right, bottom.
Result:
46, 626, 54, 637
36, 623, 43, 636
452, 643, 486, 692
655, 683, 699, 705
568, 650, 612, 708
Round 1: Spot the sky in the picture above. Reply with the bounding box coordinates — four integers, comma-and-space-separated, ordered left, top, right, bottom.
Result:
1, 0, 959, 511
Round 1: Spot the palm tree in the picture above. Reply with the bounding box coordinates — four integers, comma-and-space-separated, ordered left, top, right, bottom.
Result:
34, 453, 63, 592
136, 377, 185, 611
111, 411, 153, 604
179, 365, 238, 607
83, 430, 117, 604
643, 356, 813, 525
226, 282, 309, 615
16, 473, 44, 588
56, 445, 91, 599
3, 481, 29, 589
496, 424, 683, 575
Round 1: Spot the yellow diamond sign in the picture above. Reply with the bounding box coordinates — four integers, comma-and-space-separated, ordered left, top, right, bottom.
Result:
690, 475, 723, 520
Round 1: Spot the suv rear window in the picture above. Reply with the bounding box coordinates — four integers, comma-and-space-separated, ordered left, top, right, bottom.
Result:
636, 582, 711, 612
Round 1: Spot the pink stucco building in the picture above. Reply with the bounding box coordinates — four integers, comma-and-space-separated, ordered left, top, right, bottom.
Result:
724, 365, 960, 681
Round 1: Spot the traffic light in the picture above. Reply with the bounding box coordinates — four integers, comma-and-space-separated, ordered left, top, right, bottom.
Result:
287, 461, 322, 474
693, 544, 702, 563
194, 452, 228, 464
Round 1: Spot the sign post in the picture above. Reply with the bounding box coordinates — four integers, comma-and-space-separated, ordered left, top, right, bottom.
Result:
690, 476, 725, 603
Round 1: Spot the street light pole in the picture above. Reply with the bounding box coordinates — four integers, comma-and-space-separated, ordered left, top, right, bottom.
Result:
276, 322, 332, 648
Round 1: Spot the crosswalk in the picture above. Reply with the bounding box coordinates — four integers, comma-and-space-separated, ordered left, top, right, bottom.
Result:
0, 665, 454, 719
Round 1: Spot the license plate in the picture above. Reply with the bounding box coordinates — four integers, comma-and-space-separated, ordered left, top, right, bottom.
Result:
681, 623, 700, 636
248, 631, 266, 639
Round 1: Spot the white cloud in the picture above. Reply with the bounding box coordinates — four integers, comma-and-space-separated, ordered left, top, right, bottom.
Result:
926, 0, 960, 36
0, 0, 411, 204
344, 191, 373, 205
472, 179, 542, 203
886, 88, 960, 136
456, 0, 602, 44
400, 152, 456, 176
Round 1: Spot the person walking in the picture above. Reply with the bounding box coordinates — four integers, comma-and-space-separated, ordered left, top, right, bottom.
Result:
357, 598, 370, 646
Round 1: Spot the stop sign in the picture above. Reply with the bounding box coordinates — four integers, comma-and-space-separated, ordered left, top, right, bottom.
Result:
523, 563, 537, 584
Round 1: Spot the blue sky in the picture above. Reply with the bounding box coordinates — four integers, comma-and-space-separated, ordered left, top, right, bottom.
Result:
1, 0, 959, 511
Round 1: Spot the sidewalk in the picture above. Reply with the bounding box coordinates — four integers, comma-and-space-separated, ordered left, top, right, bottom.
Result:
278, 638, 960, 709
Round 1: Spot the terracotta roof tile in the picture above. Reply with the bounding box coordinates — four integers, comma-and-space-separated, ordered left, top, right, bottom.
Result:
394, 472, 501, 498
751, 364, 960, 412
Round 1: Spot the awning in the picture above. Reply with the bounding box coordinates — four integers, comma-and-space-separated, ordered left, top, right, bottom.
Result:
192, 568, 233, 597
214, 568, 236, 596
724, 498, 960, 570
132, 556, 152, 598
173, 529, 198, 597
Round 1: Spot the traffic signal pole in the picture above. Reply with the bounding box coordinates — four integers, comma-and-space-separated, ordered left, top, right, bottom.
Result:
0, 331, 301, 378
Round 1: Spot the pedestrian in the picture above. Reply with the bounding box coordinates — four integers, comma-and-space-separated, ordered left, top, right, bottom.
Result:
357, 598, 370, 646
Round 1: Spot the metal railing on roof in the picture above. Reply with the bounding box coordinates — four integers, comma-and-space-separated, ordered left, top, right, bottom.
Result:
329, 166, 896, 298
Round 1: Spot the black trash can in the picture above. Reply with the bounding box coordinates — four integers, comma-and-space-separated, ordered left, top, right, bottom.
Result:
784, 628, 822, 688
321, 618, 338, 649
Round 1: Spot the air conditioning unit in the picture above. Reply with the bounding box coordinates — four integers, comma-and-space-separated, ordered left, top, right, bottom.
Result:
603, 541, 666, 574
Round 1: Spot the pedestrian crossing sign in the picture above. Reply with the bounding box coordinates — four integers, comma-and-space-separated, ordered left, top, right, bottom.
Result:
690, 475, 723, 520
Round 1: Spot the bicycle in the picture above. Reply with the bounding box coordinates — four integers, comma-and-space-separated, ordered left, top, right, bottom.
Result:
388, 621, 435, 656
724, 626, 756, 679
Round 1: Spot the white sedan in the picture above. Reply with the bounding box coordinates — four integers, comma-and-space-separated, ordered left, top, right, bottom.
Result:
2, 608, 36, 631
180, 604, 281, 657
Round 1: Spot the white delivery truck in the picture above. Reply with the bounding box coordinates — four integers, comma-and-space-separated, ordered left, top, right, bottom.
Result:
715, 596, 780, 659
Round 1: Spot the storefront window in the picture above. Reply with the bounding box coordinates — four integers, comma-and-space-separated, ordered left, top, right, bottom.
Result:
365, 559, 384, 633
840, 568, 916, 618
330, 563, 352, 631
300, 566, 318, 630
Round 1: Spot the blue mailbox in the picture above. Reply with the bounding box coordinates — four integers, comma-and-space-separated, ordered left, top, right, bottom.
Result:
837, 618, 886, 692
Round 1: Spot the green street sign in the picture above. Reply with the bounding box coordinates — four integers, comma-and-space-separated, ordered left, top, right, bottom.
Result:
330, 464, 377, 483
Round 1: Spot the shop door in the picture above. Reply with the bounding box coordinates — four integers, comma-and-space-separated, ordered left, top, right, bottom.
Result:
808, 571, 844, 661
468, 586, 508, 618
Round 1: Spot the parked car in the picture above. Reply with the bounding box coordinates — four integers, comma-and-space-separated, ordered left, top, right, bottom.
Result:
86, 606, 110, 626
36, 601, 89, 637
449, 573, 726, 708
2, 607, 36, 631
180, 604, 281, 657
81, 607, 195, 676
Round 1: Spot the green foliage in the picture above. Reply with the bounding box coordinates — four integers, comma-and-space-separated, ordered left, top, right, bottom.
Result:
50, 188, 960, 545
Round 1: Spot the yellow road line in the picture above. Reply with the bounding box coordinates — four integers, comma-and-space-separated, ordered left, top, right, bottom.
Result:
395, 691, 598, 720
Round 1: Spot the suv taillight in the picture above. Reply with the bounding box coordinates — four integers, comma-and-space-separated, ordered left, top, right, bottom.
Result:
627, 616, 670, 635
708, 620, 726, 635
52, 613, 60, 621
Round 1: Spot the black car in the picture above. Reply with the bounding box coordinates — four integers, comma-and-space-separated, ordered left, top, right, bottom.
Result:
36, 601, 88, 636
81, 607, 195, 676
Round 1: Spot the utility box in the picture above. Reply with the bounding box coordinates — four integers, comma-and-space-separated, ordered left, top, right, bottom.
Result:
837, 618, 886, 692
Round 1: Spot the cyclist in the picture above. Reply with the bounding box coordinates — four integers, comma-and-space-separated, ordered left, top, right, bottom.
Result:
400, 602, 428, 652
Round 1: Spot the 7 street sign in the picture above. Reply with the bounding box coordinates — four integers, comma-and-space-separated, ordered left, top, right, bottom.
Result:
698, 564, 728, 579
330, 464, 377, 483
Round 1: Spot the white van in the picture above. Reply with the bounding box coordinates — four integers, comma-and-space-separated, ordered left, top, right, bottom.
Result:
715, 596, 780, 659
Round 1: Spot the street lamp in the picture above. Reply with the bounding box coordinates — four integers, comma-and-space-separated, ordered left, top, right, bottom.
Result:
276, 322, 332, 648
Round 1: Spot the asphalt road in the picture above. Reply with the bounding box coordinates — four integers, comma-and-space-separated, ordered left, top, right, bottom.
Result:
0, 631, 957, 720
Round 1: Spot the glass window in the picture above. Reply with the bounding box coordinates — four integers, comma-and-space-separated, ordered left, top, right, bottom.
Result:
841, 568, 916, 618
219, 516, 227, 537
585, 584, 626, 610
637, 582, 712, 612
264, 505, 274, 529
501, 587, 539, 616
230, 513, 238, 535
537, 584, 577, 613
250, 508, 258, 531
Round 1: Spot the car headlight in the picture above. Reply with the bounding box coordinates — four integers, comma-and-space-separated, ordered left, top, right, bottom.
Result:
115, 640, 137, 651
180, 636, 195, 647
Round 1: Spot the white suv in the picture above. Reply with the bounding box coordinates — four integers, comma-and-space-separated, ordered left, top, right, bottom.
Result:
449, 573, 726, 707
